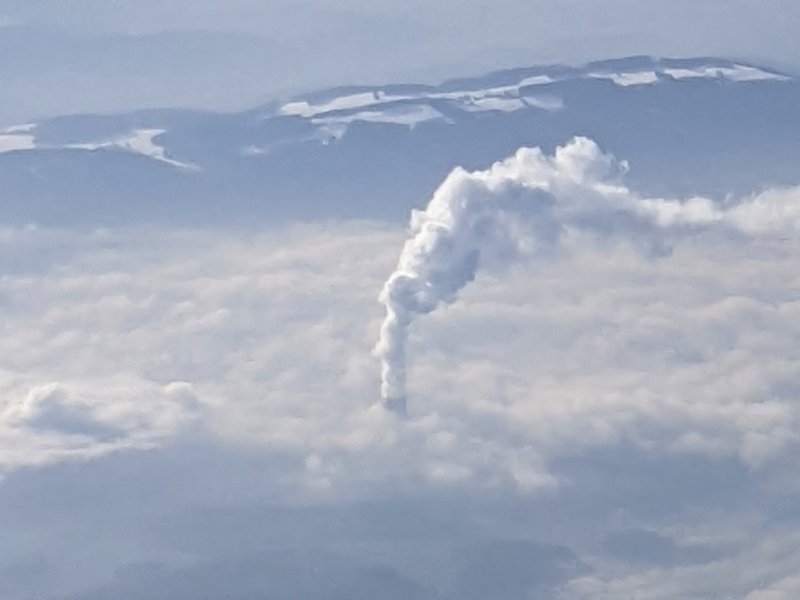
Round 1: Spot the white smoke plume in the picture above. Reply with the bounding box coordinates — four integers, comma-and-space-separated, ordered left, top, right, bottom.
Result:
375, 136, 800, 408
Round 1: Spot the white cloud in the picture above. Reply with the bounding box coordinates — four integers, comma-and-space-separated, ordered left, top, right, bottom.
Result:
564, 524, 800, 600
747, 574, 800, 600
0, 181, 800, 595
0, 183, 799, 490
375, 138, 800, 431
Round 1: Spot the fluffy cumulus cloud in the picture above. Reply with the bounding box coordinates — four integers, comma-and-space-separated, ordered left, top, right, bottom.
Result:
2, 141, 800, 597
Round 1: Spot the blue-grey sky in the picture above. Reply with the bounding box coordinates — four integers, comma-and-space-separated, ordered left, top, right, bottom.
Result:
0, 0, 798, 121
3, 5, 800, 599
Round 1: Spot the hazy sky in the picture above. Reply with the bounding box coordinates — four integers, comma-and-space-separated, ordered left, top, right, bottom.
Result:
3, 5, 800, 599
0, 0, 798, 120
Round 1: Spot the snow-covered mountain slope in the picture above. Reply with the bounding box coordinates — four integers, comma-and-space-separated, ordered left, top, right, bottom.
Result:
0, 56, 797, 225
272, 58, 785, 123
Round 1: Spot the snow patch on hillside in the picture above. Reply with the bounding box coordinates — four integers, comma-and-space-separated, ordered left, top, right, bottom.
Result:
312, 103, 447, 128
69, 129, 198, 170
2, 123, 36, 134
279, 76, 560, 122
664, 64, 789, 82
280, 92, 413, 118
0, 123, 37, 154
0, 133, 35, 153
590, 71, 660, 86
275, 60, 788, 145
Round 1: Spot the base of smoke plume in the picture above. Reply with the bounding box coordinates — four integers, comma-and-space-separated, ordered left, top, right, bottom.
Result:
382, 396, 408, 416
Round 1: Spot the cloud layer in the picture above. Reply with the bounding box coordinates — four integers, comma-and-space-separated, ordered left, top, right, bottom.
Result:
1, 160, 800, 595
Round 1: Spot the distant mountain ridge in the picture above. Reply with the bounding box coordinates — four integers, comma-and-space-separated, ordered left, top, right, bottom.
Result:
0, 56, 797, 226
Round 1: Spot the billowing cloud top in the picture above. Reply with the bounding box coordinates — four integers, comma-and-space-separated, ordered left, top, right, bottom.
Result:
376, 137, 800, 404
